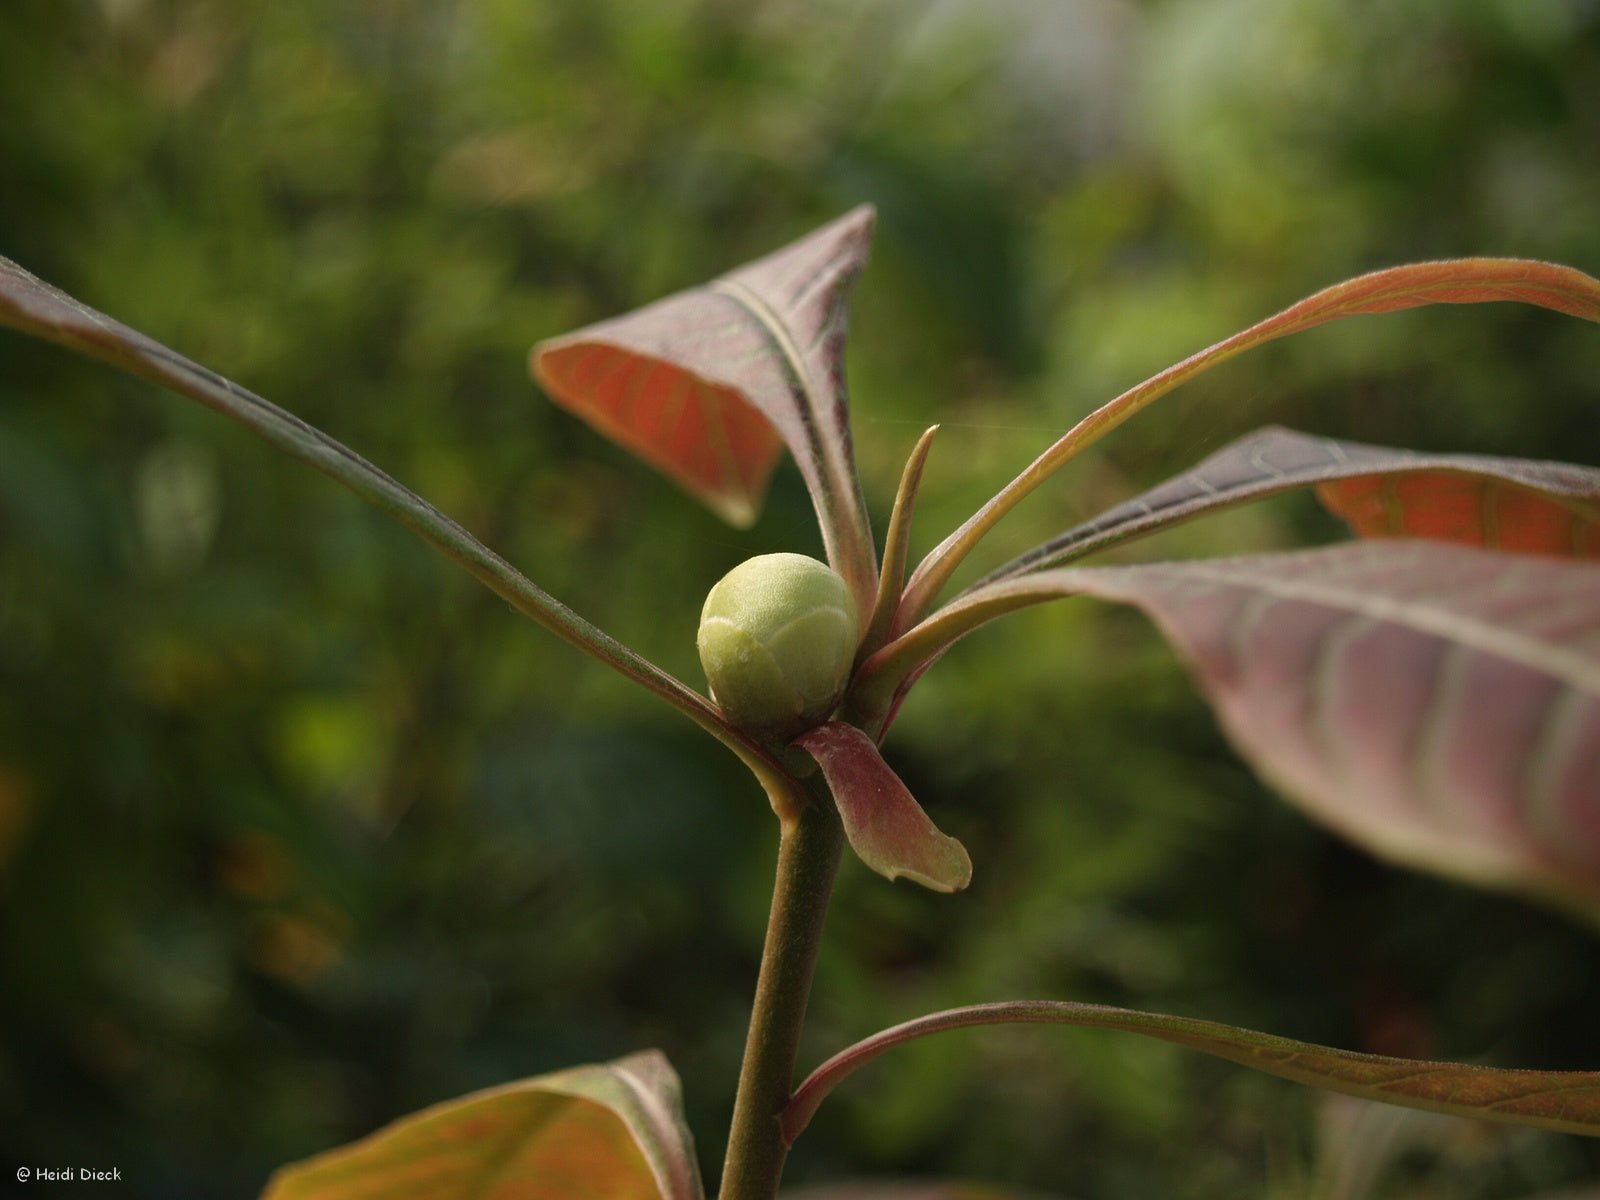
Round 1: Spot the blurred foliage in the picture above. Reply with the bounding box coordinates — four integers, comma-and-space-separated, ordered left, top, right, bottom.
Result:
2, 1, 1599, 1197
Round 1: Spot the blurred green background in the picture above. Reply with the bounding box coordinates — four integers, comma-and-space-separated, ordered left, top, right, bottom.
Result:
2, 1, 1599, 1197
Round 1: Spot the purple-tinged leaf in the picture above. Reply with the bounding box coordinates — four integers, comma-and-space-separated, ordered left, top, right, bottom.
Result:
864, 542, 1600, 910
900, 258, 1600, 630
975, 427, 1600, 586
794, 721, 971, 893
533, 208, 880, 616
781, 1001, 1600, 1148
263, 1050, 703, 1200
0, 255, 807, 820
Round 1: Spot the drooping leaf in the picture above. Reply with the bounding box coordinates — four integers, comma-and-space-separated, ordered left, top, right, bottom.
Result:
899, 258, 1600, 629
0, 254, 807, 819
780, 1001, 1600, 1147
533, 208, 880, 615
864, 542, 1600, 910
263, 1050, 703, 1200
794, 721, 971, 893
974, 427, 1600, 585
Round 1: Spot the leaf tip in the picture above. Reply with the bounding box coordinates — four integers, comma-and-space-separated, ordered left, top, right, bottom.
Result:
887, 836, 973, 893
842, 201, 877, 232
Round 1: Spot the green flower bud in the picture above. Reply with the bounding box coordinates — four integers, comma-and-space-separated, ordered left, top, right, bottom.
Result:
697, 553, 859, 736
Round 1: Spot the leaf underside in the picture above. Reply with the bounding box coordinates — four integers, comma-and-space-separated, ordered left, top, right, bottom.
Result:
975, 426, 1600, 586
883, 541, 1600, 911
781, 1001, 1600, 1147
533, 207, 880, 615
263, 1050, 702, 1200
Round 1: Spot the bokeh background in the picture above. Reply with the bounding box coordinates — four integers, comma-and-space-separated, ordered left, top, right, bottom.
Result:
3, 2, 1600, 1197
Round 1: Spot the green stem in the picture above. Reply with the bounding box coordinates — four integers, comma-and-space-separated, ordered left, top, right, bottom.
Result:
719, 786, 845, 1200
0, 255, 808, 820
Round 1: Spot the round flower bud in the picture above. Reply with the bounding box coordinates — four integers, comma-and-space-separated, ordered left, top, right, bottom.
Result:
697, 553, 859, 736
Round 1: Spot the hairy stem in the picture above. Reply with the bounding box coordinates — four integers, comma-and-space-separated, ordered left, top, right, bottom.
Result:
719, 786, 845, 1200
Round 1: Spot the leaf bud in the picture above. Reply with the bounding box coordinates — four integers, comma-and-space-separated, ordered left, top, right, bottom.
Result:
697, 553, 859, 736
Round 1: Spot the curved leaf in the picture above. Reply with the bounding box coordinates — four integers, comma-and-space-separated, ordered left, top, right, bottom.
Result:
795, 721, 971, 893
533, 208, 880, 616
973, 427, 1600, 585
263, 1050, 702, 1200
900, 258, 1600, 629
0, 254, 808, 820
866, 542, 1600, 910
781, 1001, 1600, 1147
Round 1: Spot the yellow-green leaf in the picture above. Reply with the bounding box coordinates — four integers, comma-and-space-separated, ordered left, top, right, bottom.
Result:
263, 1050, 703, 1200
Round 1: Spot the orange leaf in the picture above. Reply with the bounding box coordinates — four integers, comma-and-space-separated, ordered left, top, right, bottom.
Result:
1320, 472, 1600, 558
536, 342, 783, 528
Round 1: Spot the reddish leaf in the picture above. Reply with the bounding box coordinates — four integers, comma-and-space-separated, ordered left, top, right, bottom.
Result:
1320, 469, 1600, 558
900, 258, 1600, 629
781, 1001, 1600, 1147
975, 427, 1600, 585
263, 1050, 702, 1200
795, 721, 971, 893
535, 343, 783, 529
533, 208, 880, 614
866, 542, 1600, 911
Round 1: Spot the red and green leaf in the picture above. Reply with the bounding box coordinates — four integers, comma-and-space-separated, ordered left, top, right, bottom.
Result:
973, 427, 1600, 585
780, 1001, 1600, 1148
263, 1050, 703, 1200
795, 721, 971, 893
0, 254, 808, 819
532, 207, 881, 616
900, 258, 1600, 628
864, 541, 1600, 911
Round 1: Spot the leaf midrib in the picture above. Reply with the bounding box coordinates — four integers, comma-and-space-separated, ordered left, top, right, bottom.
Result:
1113, 552, 1600, 697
